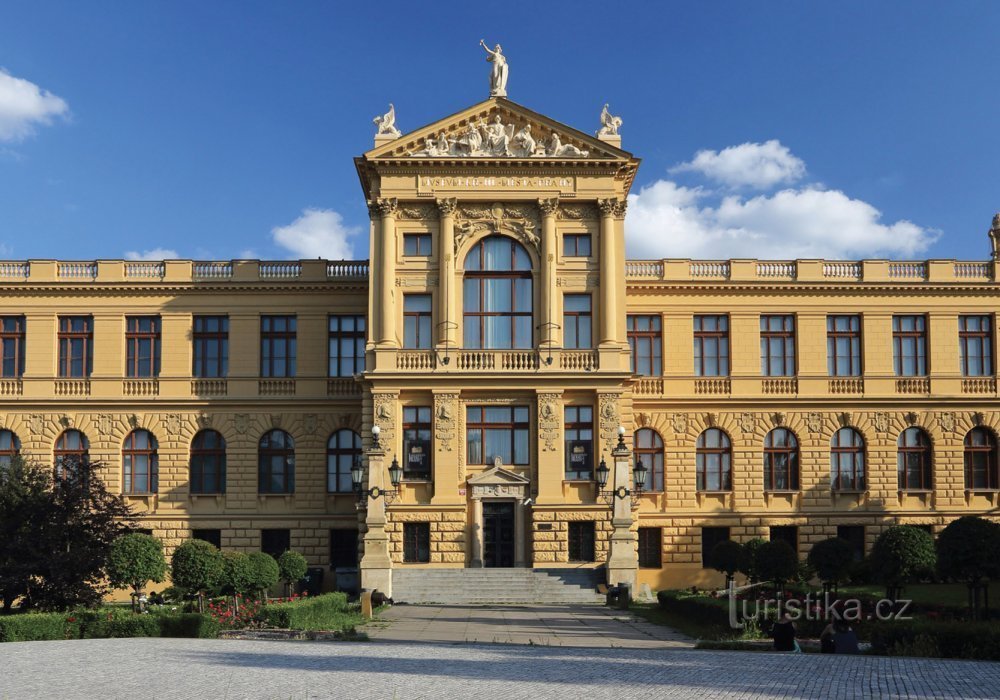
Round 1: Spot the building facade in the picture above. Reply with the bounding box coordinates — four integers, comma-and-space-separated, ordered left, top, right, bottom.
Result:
3, 96, 1000, 595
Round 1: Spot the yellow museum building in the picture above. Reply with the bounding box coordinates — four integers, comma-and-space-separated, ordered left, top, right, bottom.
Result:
3, 88, 1000, 600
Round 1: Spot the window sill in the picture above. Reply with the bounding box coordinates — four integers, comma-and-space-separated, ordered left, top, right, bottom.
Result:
832, 489, 867, 495
402, 477, 432, 483
966, 488, 1000, 494
764, 489, 799, 494
898, 489, 933, 494
696, 490, 733, 495
190, 492, 225, 501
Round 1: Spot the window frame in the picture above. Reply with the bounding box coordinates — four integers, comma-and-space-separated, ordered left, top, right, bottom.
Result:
54, 429, 89, 480
831, 427, 866, 492
638, 527, 662, 569
764, 428, 799, 492
627, 315, 662, 376
190, 429, 226, 495
58, 316, 93, 378
964, 427, 999, 491
465, 406, 530, 466
959, 315, 993, 377
192, 529, 222, 549
634, 428, 664, 492
403, 522, 430, 563
827, 315, 862, 377
403, 295, 433, 350
0, 316, 25, 379
125, 316, 162, 378
897, 427, 933, 491
328, 315, 366, 377
563, 293, 592, 350
0, 429, 21, 470
462, 236, 534, 350
261, 529, 291, 558
403, 233, 433, 257
123, 429, 159, 495
694, 315, 730, 377
327, 429, 362, 493
759, 314, 796, 377
696, 428, 732, 492
330, 528, 359, 568
564, 405, 594, 481
568, 521, 596, 562
258, 429, 295, 494
562, 233, 592, 258
192, 315, 229, 378
892, 315, 928, 377
260, 315, 297, 378
402, 407, 432, 481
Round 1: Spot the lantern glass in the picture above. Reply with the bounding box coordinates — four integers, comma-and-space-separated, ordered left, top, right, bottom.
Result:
351, 455, 364, 491
596, 457, 610, 489
633, 458, 648, 492
388, 456, 403, 488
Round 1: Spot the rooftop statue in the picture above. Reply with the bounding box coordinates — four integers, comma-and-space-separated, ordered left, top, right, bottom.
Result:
480, 40, 508, 97
373, 103, 401, 138
597, 103, 623, 137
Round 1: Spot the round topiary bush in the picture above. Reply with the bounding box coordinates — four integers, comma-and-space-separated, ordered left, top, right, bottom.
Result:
708, 540, 748, 589
247, 552, 280, 600
870, 525, 936, 601
108, 532, 167, 611
277, 550, 309, 597
807, 537, 856, 593
171, 539, 224, 612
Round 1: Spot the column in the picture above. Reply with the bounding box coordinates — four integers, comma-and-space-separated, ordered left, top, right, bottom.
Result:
377, 197, 398, 346
471, 496, 484, 568
606, 438, 638, 590
360, 448, 394, 596
514, 498, 526, 567
598, 198, 617, 346
538, 198, 559, 348
437, 198, 458, 349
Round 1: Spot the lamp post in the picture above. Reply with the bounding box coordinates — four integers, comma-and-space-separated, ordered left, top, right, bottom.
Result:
596, 426, 647, 504
352, 453, 403, 503
605, 424, 639, 592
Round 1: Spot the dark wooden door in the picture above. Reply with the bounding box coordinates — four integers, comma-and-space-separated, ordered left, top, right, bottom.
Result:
483, 501, 515, 567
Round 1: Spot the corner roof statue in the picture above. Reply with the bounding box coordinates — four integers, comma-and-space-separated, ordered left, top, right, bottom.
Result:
480, 39, 508, 97
597, 103, 623, 137
373, 103, 401, 138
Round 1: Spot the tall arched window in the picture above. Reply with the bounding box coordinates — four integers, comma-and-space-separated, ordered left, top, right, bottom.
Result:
634, 428, 664, 492
190, 430, 226, 494
259, 429, 294, 494
764, 428, 799, 491
965, 428, 999, 490
0, 429, 20, 469
696, 428, 732, 491
54, 429, 89, 479
463, 236, 533, 349
898, 427, 932, 491
831, 428, 866, 491
328, 429, 361, 493
123, 430, 158, 494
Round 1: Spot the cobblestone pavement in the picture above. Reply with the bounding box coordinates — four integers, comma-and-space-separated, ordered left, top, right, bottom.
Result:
363, 604, 693, 648
4, 637, 1000, 699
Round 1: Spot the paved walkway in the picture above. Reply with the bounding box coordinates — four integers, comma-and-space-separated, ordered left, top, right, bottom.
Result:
363, 604, 693, 648
3, 637, 1000, 699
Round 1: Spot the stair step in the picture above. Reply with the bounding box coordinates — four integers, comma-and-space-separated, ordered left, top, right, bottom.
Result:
391, 567, 606, 604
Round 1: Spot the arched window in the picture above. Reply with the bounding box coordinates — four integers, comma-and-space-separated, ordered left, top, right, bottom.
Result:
463, 236, 533, 349
190, 430, 226, 494
328, 429, 361, 493
259, 429, 294, 494
764, 428, 799, 491
123, 430, 158, 494
696, 428, 732, 491
0, 429, 20, 469
634, 428, 664, 492
54, 429, 89, 479
897, 427, 932, 491
965, 428, 998, 490
831, 428, 866, 491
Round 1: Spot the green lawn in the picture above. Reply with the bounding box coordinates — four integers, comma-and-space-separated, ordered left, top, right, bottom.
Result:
629, 602, 735, 640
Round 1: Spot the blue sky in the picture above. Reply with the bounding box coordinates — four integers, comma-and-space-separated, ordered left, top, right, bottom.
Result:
1, 1, 997, 261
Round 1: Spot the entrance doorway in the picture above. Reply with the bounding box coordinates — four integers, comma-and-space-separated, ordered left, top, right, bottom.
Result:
482, 501, 515, 567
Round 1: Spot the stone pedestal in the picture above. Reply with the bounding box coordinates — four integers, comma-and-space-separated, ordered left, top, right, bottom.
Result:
359, 448, 393, 597
606, 445, 637, 590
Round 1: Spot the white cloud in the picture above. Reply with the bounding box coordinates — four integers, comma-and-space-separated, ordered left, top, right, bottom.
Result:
0, 68, 69, 142
272, 208, 358, 259
125, 247, 179, 260
670, 139, 806, 189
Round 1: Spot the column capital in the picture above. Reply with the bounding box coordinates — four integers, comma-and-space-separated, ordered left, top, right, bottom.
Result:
375, 197, 398, 217
597, 197, 619, 216
537, 197, 559, 216
436, 197, 458, 216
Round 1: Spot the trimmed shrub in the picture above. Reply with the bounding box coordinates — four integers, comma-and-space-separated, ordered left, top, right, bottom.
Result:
0, 613, 78, 642
80, 614, 161, 639
247, 552, 280, 599
807, 538, 855, 591
259, 592, 352, 630
170, 539, 224, 612
157, 612, 220, 639
277, 550, 309, 596
871, 526, 936, 600
708, 540, 748, 588
108, 533, 167, 610
656, 590, 732, 638
868, 620, 1000, 661
755, 540, 799, 589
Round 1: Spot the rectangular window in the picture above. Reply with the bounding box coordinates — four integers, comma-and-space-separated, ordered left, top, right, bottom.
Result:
960, 315, 993, 377
125, 316, 161, 378
827, 315, 862, 376
770, 526, 798, 554
330, 529, 359, 568
893, 315, 927, 376
0, 316, 25, 378
260, 315, 297, 377
563, 294, 592, 349
192, 529, 222, 549
403, 295, 433, 350
760, 315, 795, 377
701, 527, 731, 567
466, 406, 530, 466
58, 316, 93, 378
638, 527, 662, 569
402, 406, 432, 480
837, 525, 866, 562
403, 522, 430, 563
568, 521, 595, 562
694, 315, 730, 377
627, 315, 662, 376
261, 529, 291, 559
564, 406, 594, 480
403, 233, 432, 257
329, 315, 366, 377
563, 234, 591, 257
193, 316, 228, 378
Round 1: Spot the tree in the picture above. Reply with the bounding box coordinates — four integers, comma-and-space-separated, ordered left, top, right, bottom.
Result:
221, 551, 255, 611
870, 526, 936, 602
708, 540, 748, 590
108, 533, 167, 611
755, 540, 799, 594
937, 516, 1000, 620
171, 539, 224, 613
740, 537, 767, 584
0, 457, 51, 612
277, 550, 308, 597
807, 538, 856, 595
247, 552, 280, 601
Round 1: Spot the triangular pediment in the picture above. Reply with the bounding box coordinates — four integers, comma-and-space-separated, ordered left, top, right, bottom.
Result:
466, 464, 531, 486
364, 97, 632, 162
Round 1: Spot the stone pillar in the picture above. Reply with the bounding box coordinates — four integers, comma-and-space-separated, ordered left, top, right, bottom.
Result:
606, 440, 638, 591
437, 198, 458, 350
598, 198, 617, 346
471, 496, 484, 567
538, 198, 559, 348
360, 448, 393, 597
514, 498, 526, 567
377, 197, 398, 346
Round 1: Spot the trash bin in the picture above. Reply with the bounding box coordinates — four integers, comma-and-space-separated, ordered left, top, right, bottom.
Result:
605, 584, 631, 609
297, 567, 324, 596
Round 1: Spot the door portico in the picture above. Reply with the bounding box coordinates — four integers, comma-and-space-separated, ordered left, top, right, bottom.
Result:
467, 464, 530, 568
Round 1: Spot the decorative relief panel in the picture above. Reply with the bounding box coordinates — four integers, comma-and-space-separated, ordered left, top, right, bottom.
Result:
303, 414, 318, 436
738, 412, 756, 434
537, 393, 561, 452
873, 412, 889, 433
598, 393, 621, 455
28, 414, 43, 436
434, 393, 458, 451
671, 413, 688, 435
558, 203, 598, 221
398, 203, 437, 221
806, 412, 824, 435
233, 414, 251, 435
455, 202, 539, 253
373, 393, 397, 450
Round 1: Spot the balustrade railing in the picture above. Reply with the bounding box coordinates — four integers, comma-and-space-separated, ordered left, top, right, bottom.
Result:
259, 379, 296, 395
456, 350, 539, 371
193, 262, 233, 279
955, 262, 991, 280
327, 260, 369, 278
694, 378, 731, 394
690, 261, 730, 279
762, 377, 798, 394
888, 262, 927, 279
962, 377, 997, 394
624, 261, 663, 279
829, 378, 864, 394
259, 262, 301, 279
0, 262, 29, 279
327, 377, 362, 396
823, 262, 862, 279
756, 262, 796, 279
125, 262, 165, 279
54, 379, 90, 396
0, 379, 22, 396
58, 262, 96, 279
396, 351, 437, 371
123, 379, 159, 397
191, 379, 227, 396
634, 377, 663, 396
559, 350, 599, 372
896, 377, 930, 394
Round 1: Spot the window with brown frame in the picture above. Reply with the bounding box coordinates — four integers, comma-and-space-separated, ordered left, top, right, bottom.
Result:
760, 315, 795, 377
897, 427, 932, 491
327, 429, 361, 493
190, 429, 226, 494
403, 522, 430, 563
466, 406, 530, 466
831, 427, 866, 491
694, 315, 729, 377
193, 316, 228, 378
258, 429, 295, 494
58, 316, 93, 378
634, 428, 664, 492
696, 428, 732, 491
0, 429, 20, 470
893, 315, 927, 376
563, 294, 592, 349
463, 236, 533, 349
403, 233, 432, 257
638, 527, 662, 568
54, 429, 89, 479
329, 315, 365, 377
125, 316, 161, 378
564, 406, 594, 480
403, 295, 433, 349
965, 428, 999, 490
627, 315, 662, 376
568, 521, 595, 562
960, 315, 993, 377
123, 429, 158, 494
563, 234, 591, 257
402, 407, 432, 480
260, 316, 296, 378
764, 428, 799, 491
827, 315, 862, 376
0, 316, 25, 378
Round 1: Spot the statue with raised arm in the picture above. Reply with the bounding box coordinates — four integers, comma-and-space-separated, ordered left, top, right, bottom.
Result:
480, 40, 508, 97
373, 103, 401, 138
597, 103, 623, 137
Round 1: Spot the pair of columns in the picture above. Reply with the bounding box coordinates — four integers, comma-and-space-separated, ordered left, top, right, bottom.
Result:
469, 495, 526, 568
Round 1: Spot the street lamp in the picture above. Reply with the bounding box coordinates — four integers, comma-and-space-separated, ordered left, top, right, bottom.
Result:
352, 454, 403, 503
371, 425, 382, 450
596, 426, 646, 504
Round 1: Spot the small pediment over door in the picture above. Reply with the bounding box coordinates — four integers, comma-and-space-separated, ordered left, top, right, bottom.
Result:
467, 462, 530, 499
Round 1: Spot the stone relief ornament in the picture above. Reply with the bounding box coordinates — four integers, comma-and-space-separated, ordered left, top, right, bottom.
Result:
837, 412, 853, 429
28, 414, 43, 436
772, 412, 786, 427
671, 413, 688, 435
98, 414, 113, 437
873, 412, 889, 433
973, 411, 987, 427
544, 131, 589, 158
436, 197, 458, 216
398, 203, 436, 220
303, 414, 318, 436
373, 394, 397, 447
434, 394, 458, 451
807, 412, 824, 435
196, 413, 213, 430
454, 202, 539, 253
480, 40, 509, 97
598, 394, 621, 454
738, 412, 756, 434
373, 103, 401, 138
538, 393, 561, 452
989, 213, 1000, 261
635, 412, 650, 428
938, 412, 956, 433
705, 412, 719, 428
558, 204, 598, 221
597, 103, 623, 137
165, 414, 181, 435
904, 411, 919, 426
128, 414, 141, 429
60, 415, 75, 429
234, 414, 251, 435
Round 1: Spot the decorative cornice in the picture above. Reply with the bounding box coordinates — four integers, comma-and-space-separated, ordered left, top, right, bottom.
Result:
597, 197, 618, 216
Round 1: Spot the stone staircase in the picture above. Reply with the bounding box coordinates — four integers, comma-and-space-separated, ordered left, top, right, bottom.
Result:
391, 567, 606, 604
